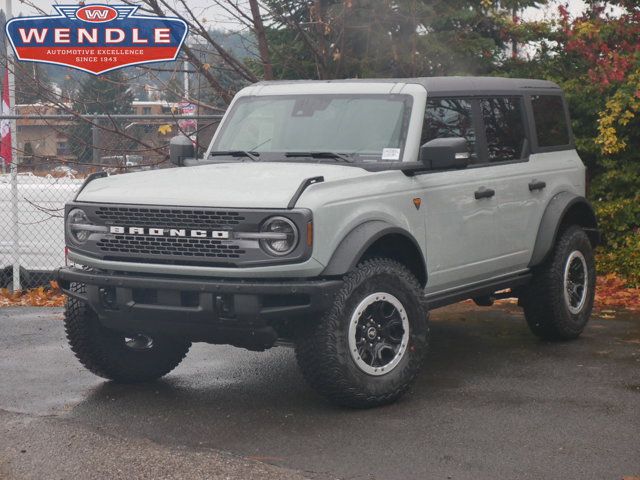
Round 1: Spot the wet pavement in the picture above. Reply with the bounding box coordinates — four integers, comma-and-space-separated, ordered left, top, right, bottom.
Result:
0, 304, 639, 479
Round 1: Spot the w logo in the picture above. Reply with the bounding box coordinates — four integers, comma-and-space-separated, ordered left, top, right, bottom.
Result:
83, 9, 111, 20
74, 5, 123, 23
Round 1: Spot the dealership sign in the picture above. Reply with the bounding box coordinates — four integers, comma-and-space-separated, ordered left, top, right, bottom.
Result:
5, 4, 188, 75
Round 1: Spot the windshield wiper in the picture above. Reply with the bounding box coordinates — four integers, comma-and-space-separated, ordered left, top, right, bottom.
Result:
209, 150, 260, 161
285, 151, 355, 163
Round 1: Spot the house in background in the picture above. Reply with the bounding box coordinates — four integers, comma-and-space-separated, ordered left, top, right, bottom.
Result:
14, 102, 181, 172
15, 104, 75, 172
13, 101, 218, 173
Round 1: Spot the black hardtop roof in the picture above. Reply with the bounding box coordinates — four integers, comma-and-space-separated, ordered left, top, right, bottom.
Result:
255, 76, 562, 96
418, 76, 560, 93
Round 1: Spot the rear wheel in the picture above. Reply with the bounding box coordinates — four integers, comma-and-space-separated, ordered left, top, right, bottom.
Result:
64, 283, 191, 383
522, 225, 596, 340
295, 259, 429, 408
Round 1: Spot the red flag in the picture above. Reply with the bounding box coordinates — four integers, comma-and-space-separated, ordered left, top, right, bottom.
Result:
1, 67, 11, 167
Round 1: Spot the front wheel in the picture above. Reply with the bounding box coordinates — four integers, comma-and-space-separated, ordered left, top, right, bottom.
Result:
522, 225, 596, 340
64, 283, 191, 383
295, 259, 429, 408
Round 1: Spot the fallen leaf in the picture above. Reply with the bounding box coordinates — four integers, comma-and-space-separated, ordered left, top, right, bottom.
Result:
0, 283, 65, 307
157, 124, 173, 135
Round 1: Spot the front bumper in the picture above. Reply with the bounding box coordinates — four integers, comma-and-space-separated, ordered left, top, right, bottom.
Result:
57, 266, 342, 350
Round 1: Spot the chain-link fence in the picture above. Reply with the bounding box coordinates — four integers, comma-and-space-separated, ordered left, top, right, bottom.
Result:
0, 112, 223, 290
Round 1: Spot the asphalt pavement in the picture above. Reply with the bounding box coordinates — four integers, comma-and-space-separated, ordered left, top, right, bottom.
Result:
0, 303, 638, 480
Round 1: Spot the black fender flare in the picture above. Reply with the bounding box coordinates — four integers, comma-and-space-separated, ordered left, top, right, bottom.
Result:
529, 191, 599, 267
321, 220, 427, 280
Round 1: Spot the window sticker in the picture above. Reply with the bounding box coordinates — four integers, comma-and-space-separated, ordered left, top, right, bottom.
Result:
382, 148, 401, 160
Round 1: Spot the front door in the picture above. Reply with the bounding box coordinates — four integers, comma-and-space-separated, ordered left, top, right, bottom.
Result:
416, 97, 501, 294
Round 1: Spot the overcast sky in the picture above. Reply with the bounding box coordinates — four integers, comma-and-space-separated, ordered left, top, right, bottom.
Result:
3, 0, 590, 27
523, 0, 587, 20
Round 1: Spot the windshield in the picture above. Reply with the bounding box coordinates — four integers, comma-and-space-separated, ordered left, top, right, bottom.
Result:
210, 94, 413, 162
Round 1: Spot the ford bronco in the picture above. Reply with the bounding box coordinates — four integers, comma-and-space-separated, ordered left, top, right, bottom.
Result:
57, 77, 599, 408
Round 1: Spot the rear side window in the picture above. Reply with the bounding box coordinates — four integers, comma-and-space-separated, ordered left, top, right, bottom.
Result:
480, 97, 527, 162
422, 98, 477, 161
531, 95, 570, 147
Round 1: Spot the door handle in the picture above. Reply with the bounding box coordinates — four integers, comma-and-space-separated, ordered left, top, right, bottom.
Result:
474, 187, 495, 200
528, 180, 546, 191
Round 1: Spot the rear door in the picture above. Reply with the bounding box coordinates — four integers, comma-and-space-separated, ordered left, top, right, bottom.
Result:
525, 93, 578, 244
472, 94, 576, 274
473, 95, 536, 274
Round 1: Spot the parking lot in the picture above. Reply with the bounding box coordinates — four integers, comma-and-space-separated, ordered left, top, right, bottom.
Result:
0, 303, 638, 480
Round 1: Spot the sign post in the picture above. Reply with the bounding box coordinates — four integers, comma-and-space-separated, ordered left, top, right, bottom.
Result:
6, 0, 20, 291
0, 7, 5, 175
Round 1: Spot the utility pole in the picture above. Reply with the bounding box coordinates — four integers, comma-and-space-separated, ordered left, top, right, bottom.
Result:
7, 0, 20, 291
92, 115, 100, 165
512, 5, 519, 60
183, 57, 189, 100
0, 8, 5, 175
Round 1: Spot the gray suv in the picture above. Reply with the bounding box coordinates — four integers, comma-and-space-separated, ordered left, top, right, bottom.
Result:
58, 77, 599, 408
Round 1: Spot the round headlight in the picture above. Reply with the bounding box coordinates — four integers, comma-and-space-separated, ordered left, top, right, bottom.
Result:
259, 216, 298, 256
66, 208, 93, 245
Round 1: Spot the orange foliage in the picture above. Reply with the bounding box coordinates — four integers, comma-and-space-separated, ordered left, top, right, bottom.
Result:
0, 281, 66, 307
595, 273, 640, 312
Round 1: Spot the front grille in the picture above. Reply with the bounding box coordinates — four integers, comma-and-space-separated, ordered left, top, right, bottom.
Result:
91, 206, 250, 264
71, 203, 312, 268
94, 206, 246, 229
96, 235, 246, 259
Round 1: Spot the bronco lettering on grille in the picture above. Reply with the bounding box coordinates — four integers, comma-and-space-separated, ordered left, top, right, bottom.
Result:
109, 226, 230, 239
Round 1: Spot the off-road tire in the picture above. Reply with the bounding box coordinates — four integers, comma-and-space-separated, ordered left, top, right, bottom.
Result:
295, 259, 429, 408
64, 283, 191, 383
522, 225, 596, 341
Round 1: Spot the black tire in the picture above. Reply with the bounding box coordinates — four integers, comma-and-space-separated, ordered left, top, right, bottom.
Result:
295, 259, 429, 408
522, 225, 596, 341
64, 283, 191, 383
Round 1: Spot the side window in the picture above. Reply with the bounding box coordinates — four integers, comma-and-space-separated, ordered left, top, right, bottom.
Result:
531, 95, 570, 147
422, 98, 477, 161
480, 97, 527, 162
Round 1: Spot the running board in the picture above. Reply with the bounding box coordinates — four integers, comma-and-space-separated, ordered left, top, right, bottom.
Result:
424, 272, 532, 310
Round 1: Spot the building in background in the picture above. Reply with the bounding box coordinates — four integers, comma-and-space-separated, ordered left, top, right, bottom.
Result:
13, 101, 194, 173
15, 103, 74, 172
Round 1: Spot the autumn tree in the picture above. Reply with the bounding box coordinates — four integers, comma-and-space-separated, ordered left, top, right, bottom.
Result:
534, 0, 640, 200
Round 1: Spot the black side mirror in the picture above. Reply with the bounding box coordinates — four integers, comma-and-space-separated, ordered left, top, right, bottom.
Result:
169, 135, 195, 166
419, 137, 470, 170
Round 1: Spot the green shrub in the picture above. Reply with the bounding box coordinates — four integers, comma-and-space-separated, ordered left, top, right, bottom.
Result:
594, 196, 640, 287
594, 196, 640, 248
597, 233, 640, 287
590, 160, 640, 201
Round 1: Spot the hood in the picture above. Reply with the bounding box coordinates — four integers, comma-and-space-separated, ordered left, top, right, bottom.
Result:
76, 162, 371, 208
